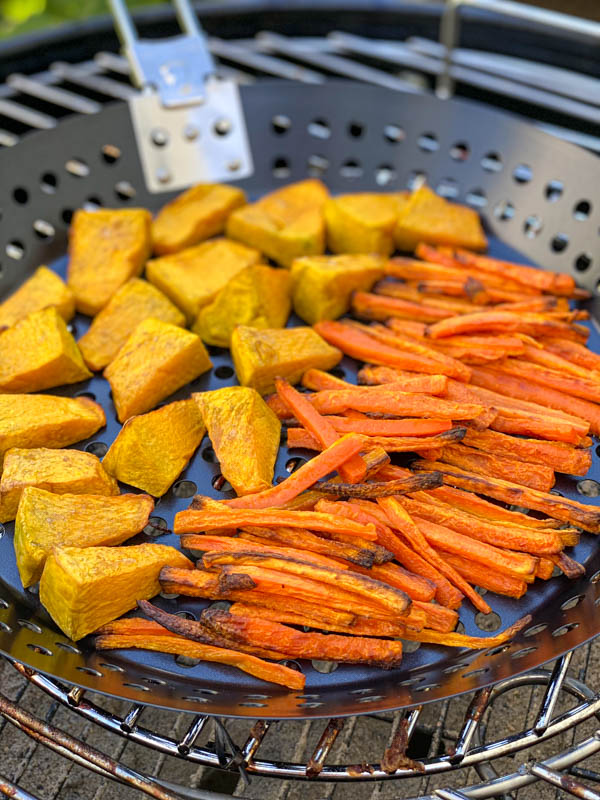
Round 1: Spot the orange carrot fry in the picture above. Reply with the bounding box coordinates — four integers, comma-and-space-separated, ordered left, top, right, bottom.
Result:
536, 557, 555, 580
287, 426, 465, 453
201, 607, 405, 667
438, 443, 556, 492
427, 311, 586, 341
462, 427, 592, 476
222, 433, 366, 509
400, 615, 532, 648
412, 601, 459, 633
321, 415, 453, 438
439, 553, 527, 599
540, 338, 600, 372
378, 497, 491, 613
96, 618, 176, 636
301, 368, 351, 390
96, 633, 305, 689
315, 472, 443, 497
309, 388, 486, 421
550, 552, 586, 580
491, 358, 600, 404
521, 344, 592, 380
275, 377, 366, 484
352, 291, 452, 323
470, 366, 600, 436
452, 248, 576, 296
375, 280, 482, 314
356, 371, 449, 394
349, 562, 435, 602
314, 319, 453, 374
412, 460, 600, 533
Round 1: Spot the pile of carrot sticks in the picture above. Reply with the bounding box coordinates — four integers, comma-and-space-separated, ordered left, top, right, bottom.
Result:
97, 245, 600, 690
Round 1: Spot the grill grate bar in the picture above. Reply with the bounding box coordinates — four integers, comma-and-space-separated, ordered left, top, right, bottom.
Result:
240, 719, 271, 765
0, 773, 40, 800
451, 687, 492, 764
5, 74, 101, 114
208, 37, 323, 83
534, 652, 573, 735
0, 97, 56, 129
49, 62, 137, 101
526, 760, 600, 799
177, 715, 209, 756
306, 717, 345, 778
120, 702, 144, 733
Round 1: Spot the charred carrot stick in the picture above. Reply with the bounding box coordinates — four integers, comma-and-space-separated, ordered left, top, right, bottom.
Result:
376, 280, 484, 315
159, 565, 242, 597
315, 472, 443, 497
412, 516, 538, 581
378, 497, 491, 613
490, 359, 600, 404
221, 433, 366, 509
469, 366, 600, 436
228, 593, 357, 627
96, 618, 175, 636
349, 562, 436, 603
202, 551, 412, 616
400, 496, 562, 555
237, 526, 385, 567
309, 387, 487, 421
427, 311, 586, 341
452, 248, 576, 296
439, 553, 527, 599
352, 290, 453, 323
320, 415, 453, 438
317, 498, 463, 608
275, 377, 367, 484
550, 552, 586, 580
412, 460, 600, 533
520, 344, 592, 380
416, 276, 488, 302
348, 321, 471, 382
400, 615, 532, 648
314, 319, 453, 374
540, 338, 600, 372
438, 443, 556, 493
96, 632, 305, 689
495, 297, 562, 313
462, 427, 592, 476
287, 426, 465, 453
201, 607, 405, 667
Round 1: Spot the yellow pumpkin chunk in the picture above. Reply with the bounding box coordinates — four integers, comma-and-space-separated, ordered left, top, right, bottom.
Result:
231, 325, 341, 395
104, 318, 212, 422
193, 265, 292, 347
78, 278, 186, 371
152, 183, 247, 254
194, 387, 280, 496
40, 544, 193, 640
0, 447, 119, 522
14, 487, 154, 588
67, 208, 152, 315
0, 307, 91, 392
324, 193, 402, 255
0, 266, 74, 328
394, 185, 487, 252
146, 238, 261, 323
0, 394, 105, 467
290, 254, 384, 324
103, 399, 205, 496
226, 179, 329, 267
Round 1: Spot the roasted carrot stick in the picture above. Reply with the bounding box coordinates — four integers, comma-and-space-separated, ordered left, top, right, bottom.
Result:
438, 443, 556, 493
400, 615, 532, 648
349, 562, 436, 603
439, 553, 527, 599
354, 373, 449, 394
287, 427, 465, 453
96, 633, 305, 689
222, 433, 366, 509
412, 460, 600, 533
275, 377, 367, 484
317, 415, 453, 438
520, 343, 592, 380
352, 291, 452, 323
427, 311, 586, 341
378, 497, 491, 613
412, 601, 459, 633
416, 276, 488, 301
201, 607, 405, 667
452, 248, 576, 296
315, 472, 443, 497
317, 499, 463, 608
469, 366, 600, 435
96, 618, 175, 636
540, 338, 600, 372
202, 552, 412, 616
301, 368, 351, 390
462, 427, 592, 476
550, 552, 586, 579
491, 359, 600, 404
309, 388, 487, 421
398, 496, 562, 555
314, 319, 453, 374
536, 558, 555, 580
159, 565, 243, 596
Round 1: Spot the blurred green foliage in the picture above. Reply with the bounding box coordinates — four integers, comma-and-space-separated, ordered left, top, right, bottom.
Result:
0, 0, 164, 38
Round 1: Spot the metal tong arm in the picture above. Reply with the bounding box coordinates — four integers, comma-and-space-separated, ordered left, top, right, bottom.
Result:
108, 0, 215, 107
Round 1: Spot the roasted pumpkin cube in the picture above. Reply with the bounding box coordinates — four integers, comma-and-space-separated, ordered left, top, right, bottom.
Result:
324, 193, 401, 255
226, 179, 329, 267
146, 238, 261, 323
231, 325, 342, 395
78, 278, 186, 371
67, 208, 152, 315
40, 544, 192, 640
394, 185, 487, 252
102, 399, 205, 496
104, 318, 212, 422
152, 183, 247, 255
0, 394, 105, 466
0, 447, 119, 522
0, 307, 91, 392
290, 254, 384, 324
0, 266, 74, 329
15, 487, 154, 588
194, 386, 280, 495
193, 265, 292, 347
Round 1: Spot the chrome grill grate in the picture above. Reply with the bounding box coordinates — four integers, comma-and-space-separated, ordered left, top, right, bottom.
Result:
1, 2, 600, 798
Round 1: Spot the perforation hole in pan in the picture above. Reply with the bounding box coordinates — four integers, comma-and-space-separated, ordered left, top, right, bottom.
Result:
0, 85, 599, 718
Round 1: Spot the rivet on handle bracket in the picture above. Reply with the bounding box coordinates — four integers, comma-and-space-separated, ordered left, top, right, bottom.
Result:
109, 0, 253, 192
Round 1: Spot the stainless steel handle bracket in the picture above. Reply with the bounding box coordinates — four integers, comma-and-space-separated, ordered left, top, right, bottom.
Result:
109, 0, 253, 192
